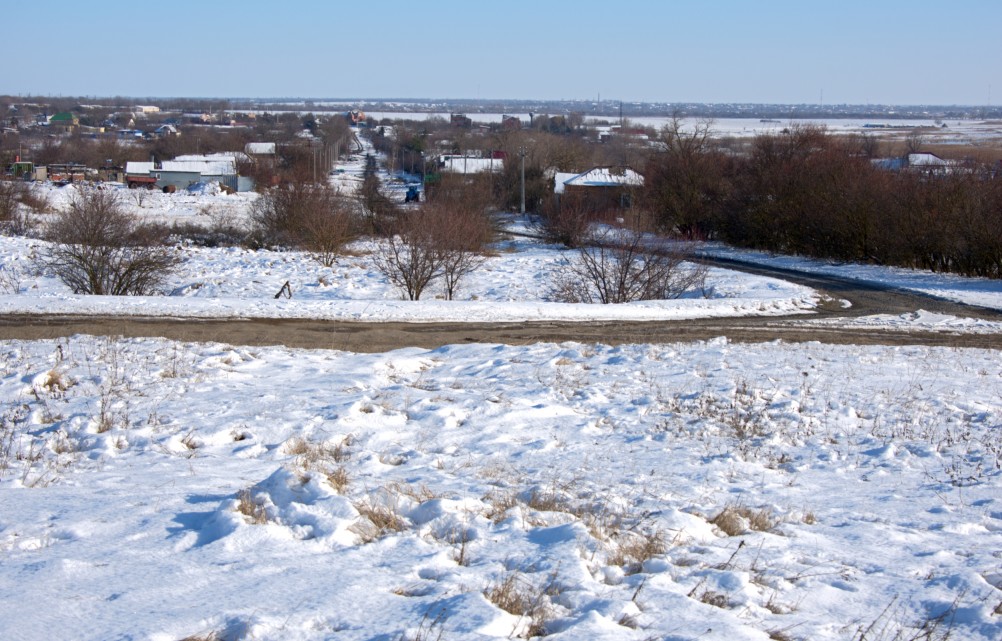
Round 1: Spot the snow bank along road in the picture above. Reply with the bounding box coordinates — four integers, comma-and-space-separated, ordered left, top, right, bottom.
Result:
2, 260, 1000, 350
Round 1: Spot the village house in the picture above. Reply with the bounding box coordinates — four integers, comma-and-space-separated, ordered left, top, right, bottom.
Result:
125, 154, 251, 191
554, 166, 644, 210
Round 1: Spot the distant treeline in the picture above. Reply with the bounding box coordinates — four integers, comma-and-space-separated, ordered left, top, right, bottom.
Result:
643, 125, 1002, 278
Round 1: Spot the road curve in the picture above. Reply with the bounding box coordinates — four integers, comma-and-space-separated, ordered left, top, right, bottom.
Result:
1, 262, 999, 351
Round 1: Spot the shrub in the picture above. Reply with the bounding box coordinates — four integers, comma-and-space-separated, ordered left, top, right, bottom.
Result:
0, 180, 34, 235
373, 209, 446, 301
551, 227, 707, 304
249, 183, 360, 263
373, 203, 492, 301
36, 190, 182, 295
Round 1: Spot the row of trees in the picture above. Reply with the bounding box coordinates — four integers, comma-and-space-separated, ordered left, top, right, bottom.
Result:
642, 124, 1002, 278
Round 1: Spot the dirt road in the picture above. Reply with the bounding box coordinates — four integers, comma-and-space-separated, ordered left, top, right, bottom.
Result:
1, 259, 999, 351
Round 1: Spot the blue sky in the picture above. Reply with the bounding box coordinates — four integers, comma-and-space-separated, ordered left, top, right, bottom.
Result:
6, 0, 1000, 105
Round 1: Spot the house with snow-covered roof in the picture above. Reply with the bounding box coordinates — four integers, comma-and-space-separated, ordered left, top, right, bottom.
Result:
906, 152, 962, 175
154, 124, 179, 137
155, 156, 238, 191
554, 166, 644, 210
125, 154, 252, 191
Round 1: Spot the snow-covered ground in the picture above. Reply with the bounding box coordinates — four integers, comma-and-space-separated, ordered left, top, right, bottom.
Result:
364, 112, 1002, 144
1, 336, 1000, 641
2, 166, 1001, 641
0, 232, 819, 323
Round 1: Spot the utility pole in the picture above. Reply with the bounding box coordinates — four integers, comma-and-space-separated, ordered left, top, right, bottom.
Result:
519, 147, 527, 214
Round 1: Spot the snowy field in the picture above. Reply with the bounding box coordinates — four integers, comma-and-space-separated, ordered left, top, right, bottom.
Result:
363, 112, 1002, 144
0, 231, 820, 323
1, 180, 1001, 640
1, 336, 1000, 641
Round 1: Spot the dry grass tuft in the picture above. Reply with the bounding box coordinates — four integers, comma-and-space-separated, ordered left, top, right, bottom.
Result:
352, 501, 408, 543
698, 589, 730, 609
236, 488, 268, 525
180, 432, 199, 450
324, 466, 350, 493
710, 505, 776, 536
608, 528, 670, 574
285, 435, 353, 493
617, 612, 639, 629
389, 481, 436, 502
483, 572, 553, 638
286, 435, 351, 464
448, 527, 473, 566
483, 490, 519, 523
398, 609, 448, 641
524, 489, 570, 513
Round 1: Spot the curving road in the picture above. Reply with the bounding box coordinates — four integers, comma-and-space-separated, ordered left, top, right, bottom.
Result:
1, 258, 999, 351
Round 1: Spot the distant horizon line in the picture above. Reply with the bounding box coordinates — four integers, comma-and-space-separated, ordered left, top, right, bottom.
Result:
1, 94, 995, 109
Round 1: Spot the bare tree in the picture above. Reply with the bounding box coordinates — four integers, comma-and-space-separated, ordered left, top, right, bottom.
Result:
430, 205, 492, 300
250, 183, 359, 261
373, 210, 445, 301
905, 130, 925, 155
298, 193, 362, 267
551, 227, 707, 304
35, 190, 182, 295
642, 113, 731, 238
